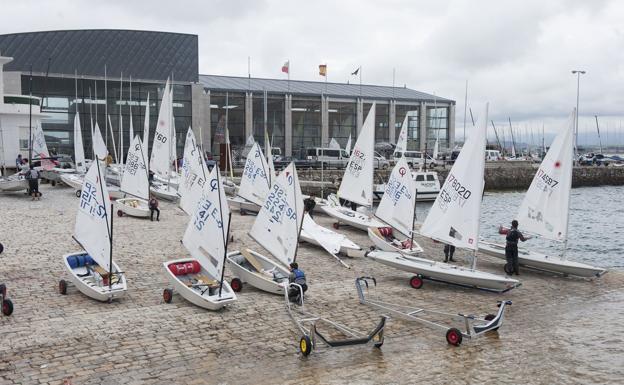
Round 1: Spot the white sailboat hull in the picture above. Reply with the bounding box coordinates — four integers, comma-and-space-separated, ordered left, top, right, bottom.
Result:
0, 176, 28, 192
108, 185, 125, 200
63, 252, 127, 302
226, 250, 289, 294
367, 227, 423, 256
163, 258, 236, 311
60, 173, 84, 190
116, 198, 150, 218
479, 241, 607, 278
227, 196, 261, 214
299, 226, 361, 254
366, 250, 520, 292
321, 205, 385, 231
150, 184, 179, 201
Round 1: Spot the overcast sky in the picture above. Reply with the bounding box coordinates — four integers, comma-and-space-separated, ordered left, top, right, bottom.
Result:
1, 0, 623, 145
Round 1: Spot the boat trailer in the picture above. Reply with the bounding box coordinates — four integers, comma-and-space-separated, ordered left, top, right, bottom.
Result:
1, 242, 14, 316
285, 283, 387, 356
355, 277, 511, 346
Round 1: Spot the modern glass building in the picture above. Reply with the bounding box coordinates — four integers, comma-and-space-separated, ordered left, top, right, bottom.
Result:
0, 29, 455, 162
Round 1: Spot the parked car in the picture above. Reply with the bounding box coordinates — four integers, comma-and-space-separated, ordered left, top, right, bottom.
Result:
374, 152, 390, 170
305, 147, 350, 168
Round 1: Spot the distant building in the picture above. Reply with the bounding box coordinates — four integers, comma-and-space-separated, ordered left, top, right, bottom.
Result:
0, 29, 455, 163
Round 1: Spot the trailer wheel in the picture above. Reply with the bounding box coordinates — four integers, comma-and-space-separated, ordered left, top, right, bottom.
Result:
2, 299, 13, 316
75, 190, 82, 197
163, 288, 173, 303
0, 242, 4, 254
299, 335, 312, 356
0, 283, 6, 297
504, 263, 514, 275
117, 209, 123, 217
230, 278, 243, 292
446, 328, 463, 346
409, 275, 424, 289
59, 280, 68, 295
369, 245, 375, 251
332, 222, 339, 229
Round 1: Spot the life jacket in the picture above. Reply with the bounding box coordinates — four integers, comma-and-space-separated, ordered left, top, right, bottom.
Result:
292, 268, 305, 280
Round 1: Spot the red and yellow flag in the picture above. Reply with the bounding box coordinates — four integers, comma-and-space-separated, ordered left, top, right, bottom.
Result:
319, 64, 327, 76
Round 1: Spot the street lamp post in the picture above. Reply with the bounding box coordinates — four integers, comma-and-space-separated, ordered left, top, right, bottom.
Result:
571, 70, 586, 161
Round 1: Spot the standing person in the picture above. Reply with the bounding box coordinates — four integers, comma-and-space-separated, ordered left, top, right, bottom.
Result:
15, 154, 23, 169
499, 220, 530, 275
443, 243, 456, 263
287, 262, 307, 304
148, 194, 160, 221
26, 165, 40, 201
303, 195, 316, 218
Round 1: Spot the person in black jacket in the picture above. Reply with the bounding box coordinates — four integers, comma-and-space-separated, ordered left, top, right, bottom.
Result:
499, 220, 531, 275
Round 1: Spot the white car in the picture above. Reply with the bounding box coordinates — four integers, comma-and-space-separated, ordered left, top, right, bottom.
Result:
374, 152, 390, 170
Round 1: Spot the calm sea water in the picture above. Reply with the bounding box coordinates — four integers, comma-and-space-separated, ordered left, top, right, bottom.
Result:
414, 185, 624, 270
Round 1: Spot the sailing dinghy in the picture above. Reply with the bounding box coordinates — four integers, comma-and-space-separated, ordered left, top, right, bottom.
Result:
322, 104, 384, 231
59, 160, 127, 302
367, 157, 423, 256
226, 162, 303, 294
367, 104, 520, 292
299, 213, 361, 268
479, 110, 606, 278
227, 141, 271, 215
116, 136, 150, 218
162, 166, 237, 310
178, 127, 208, 216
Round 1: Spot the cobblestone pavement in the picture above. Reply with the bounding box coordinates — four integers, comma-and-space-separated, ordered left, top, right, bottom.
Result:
1, 184, 623, 385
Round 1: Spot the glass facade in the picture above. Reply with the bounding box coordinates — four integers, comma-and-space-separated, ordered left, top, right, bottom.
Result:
328, 101, 356, 149
252, 93, 285, 152
22, 75, 192, 161
210, 92, 245, 158
291, 97, 321, 157
395, 104, 420, 150
427, 106, 449, 150
363, 102, 390, 142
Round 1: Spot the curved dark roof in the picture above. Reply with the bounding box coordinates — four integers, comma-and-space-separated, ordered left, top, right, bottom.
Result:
0, 29, 198, 82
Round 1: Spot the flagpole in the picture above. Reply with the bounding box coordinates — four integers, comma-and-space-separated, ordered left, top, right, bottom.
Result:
288, 59, 290, 93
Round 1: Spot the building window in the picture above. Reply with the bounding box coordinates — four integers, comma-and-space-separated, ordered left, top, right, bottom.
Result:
328, 101, 356, 149
291, 97, 321, 157
210, 92, 245, 160
427, 107, 449, 150
252, 93, 285, 153
363, 102, 390, 142
395, 104, 419, 150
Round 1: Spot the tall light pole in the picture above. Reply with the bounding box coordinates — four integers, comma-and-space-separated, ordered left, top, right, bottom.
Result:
571, 70, 586, 161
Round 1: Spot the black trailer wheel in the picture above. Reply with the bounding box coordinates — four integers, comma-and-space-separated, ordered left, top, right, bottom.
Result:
299, 335, 312, 356
59, 280, 68, 295
332, 222, 340, 229
0, 242, 4, 254
446, 328, 463, 346
504, 263, 514, 275
2, 299, 13, 316
230, 278, 243, 292
117, 209, 123, 217
409, 275, 424, 289
75, 190, 81, 198
163, 288, 173, 303
0, 283, 6, 297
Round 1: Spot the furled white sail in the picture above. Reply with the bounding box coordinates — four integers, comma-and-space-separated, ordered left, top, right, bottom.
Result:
432, 138, 439, 161
237, 142, 270, 206
143, 93, 150, 162
265, 131, 275, 186
246, 135, 255, 147
179, 127, 208, 216
249, 162, 303, 266
32, 122, 54, 170
170, 89, 177, 167
329, 137, 340, 150
150, 79, 172, 179
517, 110, 575, 242
302, 213, 343, 255
92, 122, 108, 161
420, 104, 488, 251
129, 108, 134, 151
394, 114, 408, 155
182, 167, 230, 279
74, 161, 112, 271
375, 157, 416, 237
120, 136, 149, 200
345, 134, 352, 155
73, 113, 86, 173
337, 103, 375, 207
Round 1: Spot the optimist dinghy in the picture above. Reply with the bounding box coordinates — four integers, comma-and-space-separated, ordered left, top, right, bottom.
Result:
226, 141, 271, 214
227, 162, 304, 294
116, 136, 150, 218
367, 157, 424, 256
299, 213, 360, 268
59, 160, 127, 302
162, 166, 236, 310
368, 104, 520, 292
0, 174, 27, 192
479, 110, 606, 278
322, 104, 385, 231
178, 127, 209, 216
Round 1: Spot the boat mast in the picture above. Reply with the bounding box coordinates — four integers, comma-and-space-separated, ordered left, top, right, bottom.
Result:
561, 110, 576, 260
215, 168, 231, 297
291, 167, 304, 264
95, 160, 114, 293
410, 189, 418, 251
119, 73, 123, 166
594, 115, 603, 154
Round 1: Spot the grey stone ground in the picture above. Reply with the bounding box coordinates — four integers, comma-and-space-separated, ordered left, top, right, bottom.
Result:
1, 184, 623, 385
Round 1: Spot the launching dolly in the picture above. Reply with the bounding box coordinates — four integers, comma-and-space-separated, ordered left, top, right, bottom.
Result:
355, 277, 511, 346
285, 283, 387, 356
1, 243, 14, 317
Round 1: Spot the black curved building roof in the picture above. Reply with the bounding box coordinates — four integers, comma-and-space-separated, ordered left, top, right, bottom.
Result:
0, 29, 198, 82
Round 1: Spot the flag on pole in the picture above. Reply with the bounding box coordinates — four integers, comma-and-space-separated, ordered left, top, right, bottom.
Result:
281, 61, 289, 74
319, 64, 327, 76
351, 67, 360, 76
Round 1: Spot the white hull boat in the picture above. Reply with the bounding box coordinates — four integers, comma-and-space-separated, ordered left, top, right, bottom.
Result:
411, 171, 441, 202
479, 241, 607, 278
226, 249, 289, 294
150, 183, 179, 201
40, 167, 75, 184
0, 176, 28, 192
108, 185, 125, 200
322, 205, 385, 231
300, 223, 361, 255
61, 252, 127, 302
60, 173, 84, 191
163, 258, 236, 310
366, 250, 520, 292
154, 173, 180, 189
115, 198, 150, 218
367, 227, 423, 256
227, 196, 261, 214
